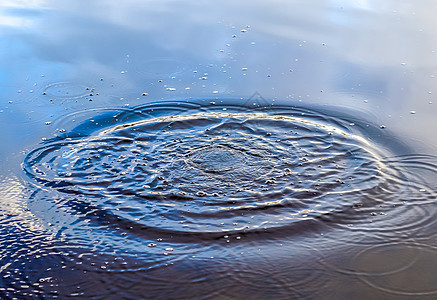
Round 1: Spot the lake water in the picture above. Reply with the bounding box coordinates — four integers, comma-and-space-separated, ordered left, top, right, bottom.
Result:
1, 1, 437, 299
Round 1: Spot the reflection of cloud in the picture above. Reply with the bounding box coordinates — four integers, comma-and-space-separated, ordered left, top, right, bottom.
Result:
0, 0, 47, 28
330, 0, 372, 11
217, 0, 437, 68
0, 176, 46, 233
1, 0, 47, 8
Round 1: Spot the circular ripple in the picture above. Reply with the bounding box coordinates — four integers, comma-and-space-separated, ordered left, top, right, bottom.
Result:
43, 82, 91, 99
23, 100, 436, 240
355, 243, 437, 296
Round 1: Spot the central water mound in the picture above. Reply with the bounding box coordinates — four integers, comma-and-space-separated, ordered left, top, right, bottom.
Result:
23, 100, 415, 240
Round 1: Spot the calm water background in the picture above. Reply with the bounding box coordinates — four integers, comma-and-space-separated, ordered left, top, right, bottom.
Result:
1, 1, 437, 299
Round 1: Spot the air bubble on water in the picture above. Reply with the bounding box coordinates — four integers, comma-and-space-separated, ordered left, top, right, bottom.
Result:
401, 62, 407, 66
196, 191, 207, 197
242, 67, 248, 71
410, 110, 416, 114
165, 248, 173, 252
212, 91, 219, 94
142, 93, 148, 96
45, 122, 51, 125
59, 129, 66, 133
166, 88, 176, 91
380, 125, 386, 129
148, 243, 156, 247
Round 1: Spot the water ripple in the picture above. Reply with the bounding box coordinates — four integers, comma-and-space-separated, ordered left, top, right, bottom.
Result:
22, 100, 437, 243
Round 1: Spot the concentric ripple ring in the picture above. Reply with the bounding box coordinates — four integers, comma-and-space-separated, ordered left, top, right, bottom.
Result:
23, 99, 432, 241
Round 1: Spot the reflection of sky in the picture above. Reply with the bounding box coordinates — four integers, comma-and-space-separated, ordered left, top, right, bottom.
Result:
0, 0, 47, 28
0, 0, 436, 150
0, 1, 437, 296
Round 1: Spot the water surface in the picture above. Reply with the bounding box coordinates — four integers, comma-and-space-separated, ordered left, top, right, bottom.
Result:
1, 1, 437, 299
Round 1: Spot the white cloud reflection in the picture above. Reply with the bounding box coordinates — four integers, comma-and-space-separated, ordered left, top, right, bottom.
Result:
0, 0, 47, 28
